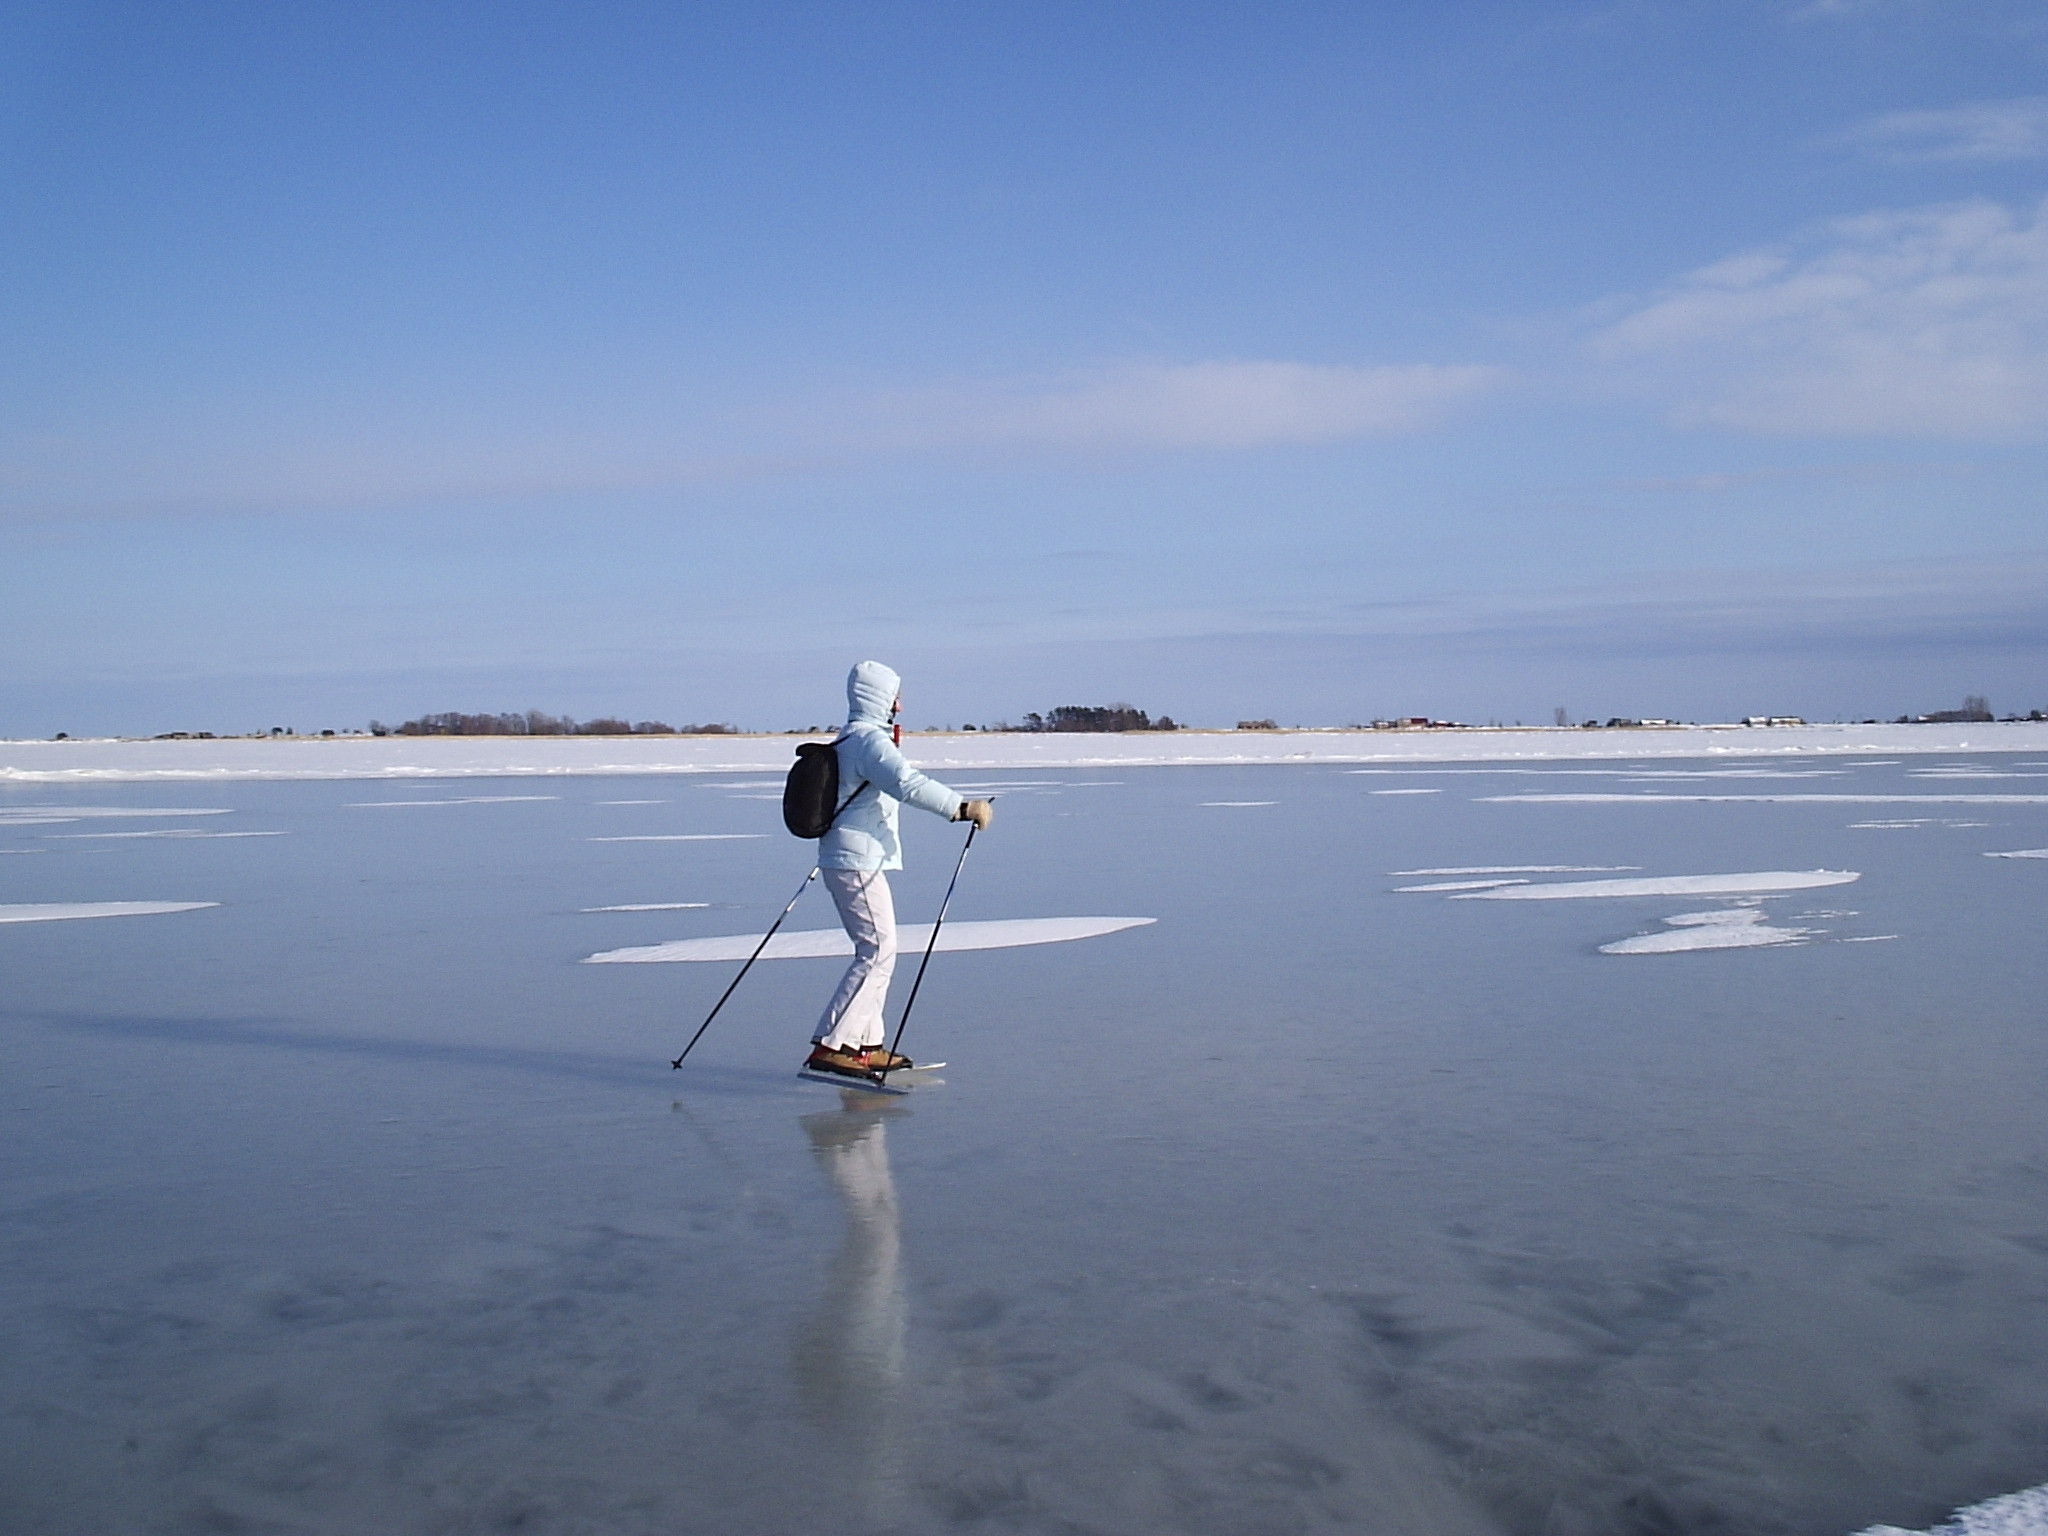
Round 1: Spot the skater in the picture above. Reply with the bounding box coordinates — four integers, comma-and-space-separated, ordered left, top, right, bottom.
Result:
805, 661, 993, 1083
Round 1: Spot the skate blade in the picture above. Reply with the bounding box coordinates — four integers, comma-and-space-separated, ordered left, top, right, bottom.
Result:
797, 1066, 911, 1096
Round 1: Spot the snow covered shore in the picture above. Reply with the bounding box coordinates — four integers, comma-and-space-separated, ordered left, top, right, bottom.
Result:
3, 721, 2046, 783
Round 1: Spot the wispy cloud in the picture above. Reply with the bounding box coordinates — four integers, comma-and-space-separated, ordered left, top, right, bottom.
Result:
848, 359, 1505, 454
0, 357, 1505, 521
1832, 97, 2048, 162
1588, 196, 2048, 437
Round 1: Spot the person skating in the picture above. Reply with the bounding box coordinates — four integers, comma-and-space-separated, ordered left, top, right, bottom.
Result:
805, 661, 993, 1083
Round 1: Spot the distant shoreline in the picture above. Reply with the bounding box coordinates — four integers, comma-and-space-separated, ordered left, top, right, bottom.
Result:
5, 721, 2047, 783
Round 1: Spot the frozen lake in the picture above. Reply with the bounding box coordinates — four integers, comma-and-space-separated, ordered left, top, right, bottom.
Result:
5, 752, 2048, 1534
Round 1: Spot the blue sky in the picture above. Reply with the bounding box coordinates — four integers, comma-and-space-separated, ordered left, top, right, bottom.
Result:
4, 0, 2045, 733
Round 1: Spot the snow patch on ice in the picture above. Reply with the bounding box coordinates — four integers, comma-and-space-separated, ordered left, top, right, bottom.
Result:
588, 833, 764, 843
1850, 817, 1991, 828
1390, 865, 1640, 876
1599, 908, 1815, 955
1455, 870, 1859, 901
1856, 1481, 2048, 1536
1910, 768, 2048, 779
584, 915, 1156, 963
0, 900, 219, 924
1620, 768, 1847, 779
1985, 848, 2048, 859
8, 722, 2047, 782
0, 805, 231, 822
43, 830, 286, 839
581, 902, 713, 912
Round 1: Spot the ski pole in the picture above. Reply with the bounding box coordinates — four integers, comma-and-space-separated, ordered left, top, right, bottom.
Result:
879, 821, 978, 1083
671, 866, 819, 1069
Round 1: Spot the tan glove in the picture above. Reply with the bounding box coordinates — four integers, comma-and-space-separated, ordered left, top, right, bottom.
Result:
955, 799, 994, 830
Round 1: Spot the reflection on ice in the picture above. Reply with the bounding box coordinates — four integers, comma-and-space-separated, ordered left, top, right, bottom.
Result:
793, 1098, 908, 1520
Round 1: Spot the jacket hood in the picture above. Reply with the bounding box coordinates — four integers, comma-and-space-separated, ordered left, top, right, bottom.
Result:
846, 661, 901, 726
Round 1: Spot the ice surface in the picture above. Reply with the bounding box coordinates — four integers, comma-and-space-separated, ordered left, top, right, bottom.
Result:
1985, 848, 2048, 859
584, 914, 1156, 963
347, 795, 559, 806
1201, 800, 1277, 806
0, 900, 217, 923
1858, 1484, 2048, 1536
587, 833, 765, 842
1453, 870, 1860, 900
1370, 788, 1441, 795
1484, 793, 2048, 804
7, 754, 2048, 1536
1599, 908, 1816, 954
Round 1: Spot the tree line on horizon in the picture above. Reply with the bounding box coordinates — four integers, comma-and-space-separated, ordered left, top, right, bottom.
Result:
1007, 704, 1179, 733
367, 710, 734, 737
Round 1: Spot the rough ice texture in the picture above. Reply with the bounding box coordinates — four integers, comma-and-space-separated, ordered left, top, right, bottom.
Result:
1985, 848, 2048, 859
0, 901, 218, 924
1599, 908, 1814, 955
5, 722, 2048, 782
1453, 871, 1860, 901
1856, 1483, 2048, 1536
583, 915, 1156, 964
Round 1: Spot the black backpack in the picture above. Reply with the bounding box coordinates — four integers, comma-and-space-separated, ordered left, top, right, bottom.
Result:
782, 740, 868, 838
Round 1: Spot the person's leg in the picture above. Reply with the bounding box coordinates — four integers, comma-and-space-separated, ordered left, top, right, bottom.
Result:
815, 869, 898, 1054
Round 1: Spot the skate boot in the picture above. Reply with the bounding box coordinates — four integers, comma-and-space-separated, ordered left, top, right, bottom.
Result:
803, 1043, 882, 1082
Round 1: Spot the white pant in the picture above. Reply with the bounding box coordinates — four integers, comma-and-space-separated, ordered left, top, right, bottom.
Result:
815, 868, 897, 1051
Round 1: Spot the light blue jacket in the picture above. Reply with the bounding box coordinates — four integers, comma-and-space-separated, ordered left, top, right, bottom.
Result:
819, 661, 965, 872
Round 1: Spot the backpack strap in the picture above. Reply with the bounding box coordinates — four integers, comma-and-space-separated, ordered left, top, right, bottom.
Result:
822, 729, 869, 832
